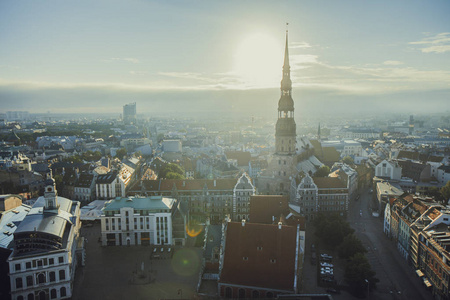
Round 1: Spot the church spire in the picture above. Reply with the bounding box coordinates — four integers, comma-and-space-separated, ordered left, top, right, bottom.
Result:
283, 29, 290, 72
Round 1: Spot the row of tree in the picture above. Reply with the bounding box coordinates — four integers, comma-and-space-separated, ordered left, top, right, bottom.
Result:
314, 213, 379, 297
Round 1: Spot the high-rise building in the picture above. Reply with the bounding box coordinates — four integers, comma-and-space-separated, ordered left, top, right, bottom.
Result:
123, 102, 136, 125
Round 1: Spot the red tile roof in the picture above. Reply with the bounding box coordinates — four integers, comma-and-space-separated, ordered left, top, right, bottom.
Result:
219, 222, 298, 291
143, 179, 236, 191
249, 195, 289, 224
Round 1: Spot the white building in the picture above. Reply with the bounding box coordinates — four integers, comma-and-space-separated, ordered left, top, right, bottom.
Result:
101, 196, 175, 246
375, 160, 402, 180
295, 174, 318, 221
232, 172, 256, 221
8, 178, 82, 300
95, 166, 134, 200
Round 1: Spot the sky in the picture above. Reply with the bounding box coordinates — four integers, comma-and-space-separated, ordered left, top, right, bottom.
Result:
0, 0, 449, 117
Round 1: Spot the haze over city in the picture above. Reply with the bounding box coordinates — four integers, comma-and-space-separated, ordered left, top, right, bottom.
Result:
1, 0, 449, 115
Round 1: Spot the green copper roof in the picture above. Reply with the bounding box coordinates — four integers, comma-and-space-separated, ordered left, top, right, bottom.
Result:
103, 196, 175, 212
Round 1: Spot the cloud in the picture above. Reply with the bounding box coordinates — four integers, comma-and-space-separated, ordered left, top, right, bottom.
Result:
410, 32, 450, 53
290, 42, 311, 49
103, 57, 140, 63
383, 60, 404, 66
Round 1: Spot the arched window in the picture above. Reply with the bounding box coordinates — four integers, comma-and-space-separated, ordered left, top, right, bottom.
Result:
60, 287, 66, 297
266, 291, 273, 298
239, 288, 246, 298
225, 287, 232, 298
27, 293, 34, 300
49, 271, 56, 282
252, 290, 260, 298
37, 273, 45, 284
17, 296, 24, 300
16, 277, 23, 289
38, 291, 46, 300
50, 289, 57, 299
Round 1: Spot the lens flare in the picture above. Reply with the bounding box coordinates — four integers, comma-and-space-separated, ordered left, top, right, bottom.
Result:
185, 222, 203, 237
171, 248, 200, 277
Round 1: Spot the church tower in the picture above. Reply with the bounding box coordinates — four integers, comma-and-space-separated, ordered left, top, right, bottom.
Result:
44, 174, 59, 214
275, 30, 296, 155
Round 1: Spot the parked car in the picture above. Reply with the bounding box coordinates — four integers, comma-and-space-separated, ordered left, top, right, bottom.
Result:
320, 262, 334, 268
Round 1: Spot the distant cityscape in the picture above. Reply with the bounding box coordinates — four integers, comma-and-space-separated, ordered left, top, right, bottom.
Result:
1, 8, 450, 300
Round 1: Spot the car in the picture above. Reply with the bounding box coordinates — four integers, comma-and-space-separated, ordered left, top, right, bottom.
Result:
320, 262, 333, 267
160, 247, 164, 252
153, 248, 157, 253
326, 288, 340, 294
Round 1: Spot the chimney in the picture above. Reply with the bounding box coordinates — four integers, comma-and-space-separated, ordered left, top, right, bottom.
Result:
242, 219, 246, 227
278, 222, 282, 229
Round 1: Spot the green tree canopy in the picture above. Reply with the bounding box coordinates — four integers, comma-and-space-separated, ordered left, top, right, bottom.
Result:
315, 165, 330, 177
159, 163, 185, 179
338, 234, 367, 259
342, 156, 355, 166
344, 253, 379, 297
115, 148, 127, 159
314, 213, 354, 249
441, 181, 450, 202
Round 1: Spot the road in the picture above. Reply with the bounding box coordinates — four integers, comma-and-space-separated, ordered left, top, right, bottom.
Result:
348, 188, 431, 300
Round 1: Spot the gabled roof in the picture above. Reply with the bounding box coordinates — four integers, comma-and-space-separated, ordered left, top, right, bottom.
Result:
249, 195, 289, 224
219, 222, 298, 291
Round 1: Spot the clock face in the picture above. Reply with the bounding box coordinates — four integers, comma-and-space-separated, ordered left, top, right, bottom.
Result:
47, 187, 53, 192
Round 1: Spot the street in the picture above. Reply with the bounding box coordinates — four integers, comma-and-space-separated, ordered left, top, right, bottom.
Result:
348, 188, 431, 300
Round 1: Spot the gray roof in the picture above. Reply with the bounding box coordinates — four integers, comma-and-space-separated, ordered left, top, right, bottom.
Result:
14, 196, 75, 238
204, 225, 222, 260
0, 205, 31, 249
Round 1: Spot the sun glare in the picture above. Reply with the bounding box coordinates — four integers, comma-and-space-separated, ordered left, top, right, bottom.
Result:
233, 33, 283, 88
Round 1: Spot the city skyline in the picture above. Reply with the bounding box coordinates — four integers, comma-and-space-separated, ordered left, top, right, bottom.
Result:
0, 0, 449, 115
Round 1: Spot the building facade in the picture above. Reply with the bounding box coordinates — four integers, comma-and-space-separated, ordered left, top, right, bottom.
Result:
101, 196, 175, 246
8, 178, 82, 300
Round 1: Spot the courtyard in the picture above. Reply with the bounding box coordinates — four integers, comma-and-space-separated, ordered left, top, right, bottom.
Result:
72, 224, 202, 300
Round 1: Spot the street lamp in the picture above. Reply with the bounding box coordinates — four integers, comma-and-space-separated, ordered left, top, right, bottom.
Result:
365, 279, 369, 299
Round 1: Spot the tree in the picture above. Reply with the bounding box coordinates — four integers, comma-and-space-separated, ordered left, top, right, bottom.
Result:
315, 165, 330, 177
159, 163, 185, 179
115, 148, 127, 159
344, 253, 379, 297
441, 181, 450, 203
337, 234, 367, 259
314, 213, 354, 249
342, 156, 354, 166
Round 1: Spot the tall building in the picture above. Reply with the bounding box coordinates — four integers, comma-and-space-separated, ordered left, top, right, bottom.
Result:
123, 102, 136, 125
257, 30, 299, 194
275, 31, 296, 155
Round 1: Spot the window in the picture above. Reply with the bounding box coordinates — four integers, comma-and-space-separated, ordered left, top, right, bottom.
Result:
60, 287, 66, 297
58, 257, 64, 264
270, 259, 276, 263
239, 288, 245, 298
252, 290, 261, 298
26, 275, 33, 287
26, 262, 31, 269
38, 273, 45, 284
15, 263, 21, 271
17, 296, 24, 300
257, 246, 263, 251
59, 270, 66, 280
27, 293, 34, 300
16, 277, 23, 289
50, 289, 57, 299
49, 271, 56, 282
49, 258, 54, 265
243, 257, 248, 261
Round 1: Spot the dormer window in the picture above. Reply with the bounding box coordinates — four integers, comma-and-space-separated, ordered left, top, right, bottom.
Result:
243, 257, 248, 261
270, 259, 276, 263
257, 246, 263, 251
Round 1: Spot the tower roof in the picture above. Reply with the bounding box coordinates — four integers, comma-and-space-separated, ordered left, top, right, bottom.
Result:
283, 30, 290, 71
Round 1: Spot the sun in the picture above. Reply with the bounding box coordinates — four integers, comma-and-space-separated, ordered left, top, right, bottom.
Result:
233, 33, 283, 88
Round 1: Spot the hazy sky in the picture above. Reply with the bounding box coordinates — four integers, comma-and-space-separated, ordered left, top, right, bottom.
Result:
0, 0, 449, 115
